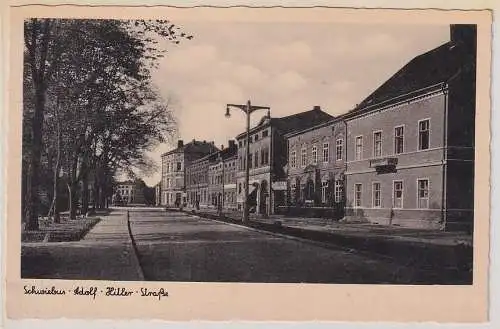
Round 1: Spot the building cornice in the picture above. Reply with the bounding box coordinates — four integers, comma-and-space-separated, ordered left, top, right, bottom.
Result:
344, 82, 448, 121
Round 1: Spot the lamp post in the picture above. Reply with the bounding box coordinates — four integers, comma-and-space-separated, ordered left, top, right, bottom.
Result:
225, 100, 270, 223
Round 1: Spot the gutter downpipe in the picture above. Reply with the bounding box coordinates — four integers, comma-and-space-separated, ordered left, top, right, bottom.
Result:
441, 85, 449, 230
343, 118, 348, 219
269, 124, 274, 216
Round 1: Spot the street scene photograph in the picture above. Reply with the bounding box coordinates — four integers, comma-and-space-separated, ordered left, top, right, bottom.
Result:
20, 12, 476, 285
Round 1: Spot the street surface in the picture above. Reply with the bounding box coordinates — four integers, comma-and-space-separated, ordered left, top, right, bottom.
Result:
129, 209, 423, 283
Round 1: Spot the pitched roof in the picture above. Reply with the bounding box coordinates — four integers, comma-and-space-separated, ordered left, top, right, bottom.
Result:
284, 113, 348, 138
273, 108, 334, 134
236, 107, 333, 139
351, 41, 467, 114
218, 145, 238, 160
162, 140, 218, 157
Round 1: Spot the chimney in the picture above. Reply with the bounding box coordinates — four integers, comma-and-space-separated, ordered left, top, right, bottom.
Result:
177, 140, 184, 148
313, 105, 321, 111
192, 139, 195, 143
220, 144, 224, 150
450, 24, 476, 45
228, 140, 236, 149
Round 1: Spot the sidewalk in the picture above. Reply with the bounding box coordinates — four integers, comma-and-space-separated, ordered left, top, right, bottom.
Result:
183, 208, 473, 271
21, 210, 144, 281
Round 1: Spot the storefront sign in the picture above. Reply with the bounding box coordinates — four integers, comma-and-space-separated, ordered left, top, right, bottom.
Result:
272, 181, 287, 190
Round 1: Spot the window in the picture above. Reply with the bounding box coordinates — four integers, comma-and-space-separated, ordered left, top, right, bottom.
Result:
254, 152, 259, 168
321, 181, 328, 203
394, 126, 404, 154
312, 146, 318, 165
323, 143, 329, 163
238, 183, 242, 194
238, 141, 242, 147
262, 130, 269, 137
254, 134, 259, 142
418, 120, 430, 150
290, 151, 296, 168
301, 148, 307, 167
355, 136, 363, 160
418, 179, 429, 208
248, 154, 253, 169
393, 181, 403, 208
354, 183, 362, 208
335, 181, 343, 202
372, 182, 381, 208
336, 139, 343, 161
176, 162, 182, 171
262, 147, 269, 165
373, 131, 382, 157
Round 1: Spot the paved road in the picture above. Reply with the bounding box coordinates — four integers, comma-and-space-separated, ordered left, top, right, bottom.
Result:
128, 209, 426, 284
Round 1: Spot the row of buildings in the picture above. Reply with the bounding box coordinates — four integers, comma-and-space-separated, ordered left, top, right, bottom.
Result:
157, 25, 476, 231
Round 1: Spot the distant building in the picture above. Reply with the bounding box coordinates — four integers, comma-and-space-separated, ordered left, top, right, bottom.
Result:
235, 106, 334, 216
343, 25, 476, 230
207, 141, 238, 211
285, 116, 346, 218
161, 140, 219, 207
114, 180, 145, 205
154, 182, 161, 206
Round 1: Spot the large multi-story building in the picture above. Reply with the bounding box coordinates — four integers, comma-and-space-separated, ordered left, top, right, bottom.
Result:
186, 150, 219, 209
285, 116, 346, 218
207, 141, 238, 211
235, 106, 333, 216
161, 140, 218, 207
343, 24, 476, 231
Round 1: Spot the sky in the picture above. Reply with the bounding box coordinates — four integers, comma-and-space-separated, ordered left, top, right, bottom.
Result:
141, 21, 450, 186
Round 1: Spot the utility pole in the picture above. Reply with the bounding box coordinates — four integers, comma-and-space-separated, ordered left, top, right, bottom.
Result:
225, 100, 270, 223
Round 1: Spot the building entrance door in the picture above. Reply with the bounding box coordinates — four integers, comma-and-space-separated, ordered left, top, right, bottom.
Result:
259, 180, 268, 215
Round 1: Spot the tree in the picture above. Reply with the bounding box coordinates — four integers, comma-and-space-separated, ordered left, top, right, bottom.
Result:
23, 18, 192, 227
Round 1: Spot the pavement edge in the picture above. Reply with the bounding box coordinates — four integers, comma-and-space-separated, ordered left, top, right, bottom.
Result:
185, 212, 395, 262
126, 210, 146, 281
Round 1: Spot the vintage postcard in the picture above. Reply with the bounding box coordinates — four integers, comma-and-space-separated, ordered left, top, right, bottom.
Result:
3, 2, 492, 323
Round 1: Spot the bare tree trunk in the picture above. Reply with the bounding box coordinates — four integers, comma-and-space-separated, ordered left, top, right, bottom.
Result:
25, 87, 45, 231
66, 182, 72, 219
69, 181, 78, 220
48, 97, 62, 223
68, 152, 78, 219
24, 19, 52, 231
81, 151, 89, 215
82, 175, 89, 215
92, 175, 99, 209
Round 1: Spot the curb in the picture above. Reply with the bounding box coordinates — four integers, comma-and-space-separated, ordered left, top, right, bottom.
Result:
183, 212, 396, 262
184, 210, 473, 270
126, 211, 146, 281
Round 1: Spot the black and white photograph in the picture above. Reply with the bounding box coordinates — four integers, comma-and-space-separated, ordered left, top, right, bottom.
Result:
18, 10, 480, 287
4, 2, 492, 323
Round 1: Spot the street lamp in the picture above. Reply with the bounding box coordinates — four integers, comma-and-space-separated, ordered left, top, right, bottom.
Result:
225, 100, 270, 223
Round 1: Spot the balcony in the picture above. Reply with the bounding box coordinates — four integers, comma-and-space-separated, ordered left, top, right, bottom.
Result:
369, 157, 398, 172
